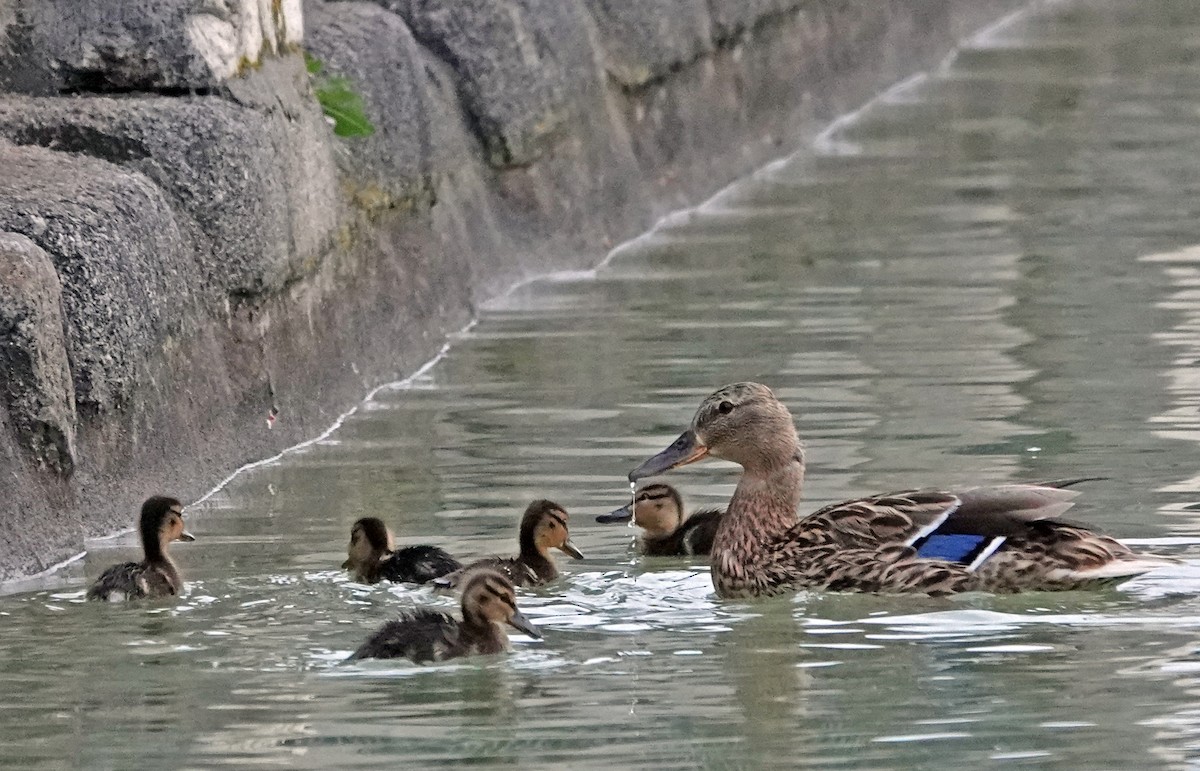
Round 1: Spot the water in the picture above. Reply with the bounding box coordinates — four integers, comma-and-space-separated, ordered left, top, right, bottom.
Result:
7, 0, 1200, 766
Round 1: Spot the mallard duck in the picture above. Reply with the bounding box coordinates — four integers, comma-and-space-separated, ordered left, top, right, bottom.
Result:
596, 483, 723, 556
86, 496, 195, 601
346, 569, 540, 662
439, 499, 584, 588
629, 382, 1176, 598
342, 516, 461, 584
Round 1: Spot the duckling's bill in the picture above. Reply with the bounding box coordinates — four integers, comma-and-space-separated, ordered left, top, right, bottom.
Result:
507, 609, 542, 639
179, 531, 196, 542
596, 503, 633, 523
560, 539, 585, 559
629, 429, 709, 481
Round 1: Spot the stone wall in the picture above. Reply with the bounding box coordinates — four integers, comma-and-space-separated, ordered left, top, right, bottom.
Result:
0, 0, 1023, 582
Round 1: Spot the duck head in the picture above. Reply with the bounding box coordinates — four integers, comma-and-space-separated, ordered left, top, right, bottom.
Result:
140, 495, 194, 554
461, 569, 541, 639
343, 517, 393, 572
597, 483, 685, 537
520, 499, 585, 560
629, 382, 802, 480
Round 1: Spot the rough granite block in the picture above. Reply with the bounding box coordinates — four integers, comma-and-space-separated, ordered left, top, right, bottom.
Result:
375, 0, 601, 168
304, 0, 478, 209
581, 0, 714, 88
0, 56, 340, 295
0, 0, 304, 94
0, 232, 76, 476
0, 142, 199, 413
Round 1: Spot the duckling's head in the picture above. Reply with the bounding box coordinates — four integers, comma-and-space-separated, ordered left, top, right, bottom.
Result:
519, 499, 585, 560
343, 517, 394, 571
460, 569, 541, 639
140, 496, 194, 552
629, 382, 801, 479
596, 483, 685, 537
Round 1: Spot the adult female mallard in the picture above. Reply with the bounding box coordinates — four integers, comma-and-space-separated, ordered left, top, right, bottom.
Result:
342, 517, 461, 584
596, 483, 723, 557
87, 496, 195, 601
629, 382, 1175, 598
347, 569, 540, 663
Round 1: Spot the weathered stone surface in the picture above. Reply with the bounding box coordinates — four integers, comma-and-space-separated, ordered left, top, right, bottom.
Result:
706, 0, 803, 43
0, 232, 75, 476
581, 0, 713, 88
303, 0, 474, 210
0, 142, 199, 413
0, 0, 304, 94
376, 0, 601, 168
0, 407, 77, 580
0, 57, 340, 296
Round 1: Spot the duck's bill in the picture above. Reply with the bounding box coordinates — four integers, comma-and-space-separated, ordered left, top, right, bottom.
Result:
507, 610, 542, 639
628, 430, 709, 481
179, 531, 196, 542
560, 539, 585, 559
340, 559, 351, 570
596, 503, 633, 524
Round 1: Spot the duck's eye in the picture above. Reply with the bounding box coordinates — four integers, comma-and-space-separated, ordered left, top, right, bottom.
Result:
718, 400, 734, 415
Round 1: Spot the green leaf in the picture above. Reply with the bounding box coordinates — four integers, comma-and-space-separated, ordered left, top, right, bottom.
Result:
315, 77, 375, 137
302, 51, 374, 138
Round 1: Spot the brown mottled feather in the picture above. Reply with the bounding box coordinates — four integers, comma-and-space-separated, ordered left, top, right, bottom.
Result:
87, 496, 191, 602
437, 500, 581, 588
348, 571, 538, 663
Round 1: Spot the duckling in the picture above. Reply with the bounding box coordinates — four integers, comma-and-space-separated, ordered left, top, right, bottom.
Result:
346, 569, 540, 662
86, 496, 195, 601
342, 517, 461, 584
630, 382, 1176, 598
440, 499, 584, 588
596, 483, 723, 556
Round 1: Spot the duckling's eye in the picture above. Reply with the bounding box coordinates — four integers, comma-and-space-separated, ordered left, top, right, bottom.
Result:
718, 400, 734, 415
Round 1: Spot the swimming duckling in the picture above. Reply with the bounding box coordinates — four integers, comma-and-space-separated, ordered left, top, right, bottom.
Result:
630, 381, 1176, 598
440, 499, 584, 587
86, 496, 195, 601
597, 483, 723, 556
342, 517, 461, 584
347, 569, 540, 662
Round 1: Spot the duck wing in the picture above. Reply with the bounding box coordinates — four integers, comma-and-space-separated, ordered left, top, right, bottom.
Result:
744, 481, 1169, 594
347, 609, 458, 662
799, 489, 963, 549
380, 545, 463, 584
432, 557, 538, 589
678, 508, 724, 556
642, 508, 725, 557
799, 481, 1091, 550
86, 561, 146, 601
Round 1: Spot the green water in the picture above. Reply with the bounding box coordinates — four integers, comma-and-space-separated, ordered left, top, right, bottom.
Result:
8, 0, 1200, 767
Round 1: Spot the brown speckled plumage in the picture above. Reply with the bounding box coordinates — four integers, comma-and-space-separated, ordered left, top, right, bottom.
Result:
597, 483, 723, 557
439, 500, 584, 588
631, 382, 1175, 599
343, 517, 461, 584
87, 496, 194, 602
347, 570, 540, 663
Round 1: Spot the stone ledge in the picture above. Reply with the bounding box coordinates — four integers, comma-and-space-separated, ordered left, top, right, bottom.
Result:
0, 0, 303, 94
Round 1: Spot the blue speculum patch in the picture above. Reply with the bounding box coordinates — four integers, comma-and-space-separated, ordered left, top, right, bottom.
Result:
914, 533, 990, 563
